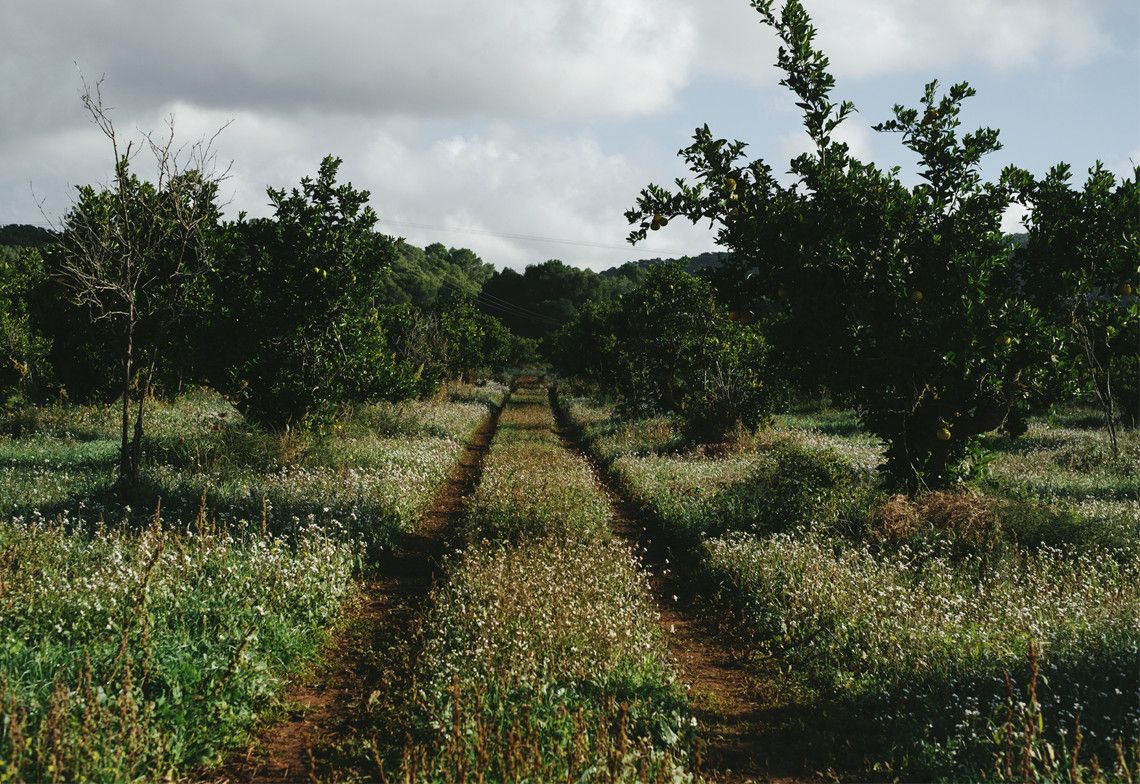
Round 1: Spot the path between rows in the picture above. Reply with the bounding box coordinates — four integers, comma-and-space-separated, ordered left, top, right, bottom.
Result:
549, 388, 820, 784
206, 397, 505, 784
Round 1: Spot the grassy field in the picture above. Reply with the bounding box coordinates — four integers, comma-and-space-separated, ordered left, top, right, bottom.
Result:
401, 386, 696, 781
3, 378, 1135, 782
0, 383, 506, 781
557, 393, 1140, 781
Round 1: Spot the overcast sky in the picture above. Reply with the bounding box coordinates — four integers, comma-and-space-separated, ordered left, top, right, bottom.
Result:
2, 0, 1137, 270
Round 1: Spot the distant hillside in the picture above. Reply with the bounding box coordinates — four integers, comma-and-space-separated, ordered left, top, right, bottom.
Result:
0, 224, 55, 248
384, 239, 495, 311
599, 251, 729, 278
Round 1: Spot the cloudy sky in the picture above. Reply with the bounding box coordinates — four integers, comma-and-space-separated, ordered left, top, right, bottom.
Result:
2, 0, 1137, 270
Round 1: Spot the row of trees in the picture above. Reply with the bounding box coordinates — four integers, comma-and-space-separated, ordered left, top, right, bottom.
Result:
552, 0, 1138, 489
1, 91, 533, 484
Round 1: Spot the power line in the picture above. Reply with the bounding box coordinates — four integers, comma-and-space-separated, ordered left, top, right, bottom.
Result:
435, 278, 565, 326
6, 217, 700, 261
378, 218, 690, 257
474, 296, 562, 326
476, 288, 557, 323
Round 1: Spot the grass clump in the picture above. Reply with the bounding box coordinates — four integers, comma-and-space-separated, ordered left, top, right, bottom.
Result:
409, 537, 693, 782
559, 394, 874, 545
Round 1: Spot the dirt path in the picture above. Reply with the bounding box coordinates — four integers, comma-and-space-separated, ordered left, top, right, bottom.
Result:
206, 398, 505, 783
549, 388, 819, 784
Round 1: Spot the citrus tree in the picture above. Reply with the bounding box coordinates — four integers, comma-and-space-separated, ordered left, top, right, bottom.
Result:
210, 156, 415, 427
1012, 163, 1140, 448
552, 263, 779, 442
0, 247, 53, 405
626, 0, 1064, 487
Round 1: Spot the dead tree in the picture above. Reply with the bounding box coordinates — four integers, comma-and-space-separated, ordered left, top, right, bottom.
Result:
53, 78, 230, 486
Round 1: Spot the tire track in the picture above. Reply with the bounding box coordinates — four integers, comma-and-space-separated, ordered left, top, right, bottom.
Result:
549, 387, 817, 784
206, 395, 506, 783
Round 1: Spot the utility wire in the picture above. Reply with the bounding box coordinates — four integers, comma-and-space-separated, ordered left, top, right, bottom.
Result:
378, 218, 690, 257
435, 277, 565, 326
476, 288, 558, 323
8, 218, 696, 259
474, 296, 562, 326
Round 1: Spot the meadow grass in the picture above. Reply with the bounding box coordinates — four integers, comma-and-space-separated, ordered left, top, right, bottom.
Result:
557, 391, 1140, 781
0, 513, 355, 782
462, 391, 612, 544
404, 387, 696, 781
0, 382, 507, 781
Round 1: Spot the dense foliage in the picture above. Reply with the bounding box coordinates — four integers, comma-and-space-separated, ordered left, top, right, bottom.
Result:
0, 160, 530, 437
619, 0, 1138, 487
0, 247, 53, 404
558, 394, 1140, 781
1012, 163, 1140, 440
205, 156, 415, 427
551, 263, 780, 442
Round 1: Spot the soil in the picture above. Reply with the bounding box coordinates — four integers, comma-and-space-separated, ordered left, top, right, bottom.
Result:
203, 398, 504, 783
549, 387, 826, 784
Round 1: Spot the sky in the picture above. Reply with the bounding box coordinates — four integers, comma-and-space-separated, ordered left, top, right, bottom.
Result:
2, 0, 1137, 271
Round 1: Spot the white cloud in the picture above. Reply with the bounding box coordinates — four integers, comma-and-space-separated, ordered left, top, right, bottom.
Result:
0, 0, 697, 144
798, 0, 1112, 79
687, 0, 1116, 82
0, 0, 1129, 270
1001, 201, 1030, 233
0, 102, 715, 270
351, 124, 714, 269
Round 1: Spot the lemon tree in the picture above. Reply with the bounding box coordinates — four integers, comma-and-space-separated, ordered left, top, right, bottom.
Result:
209, 156, 415, 427
551, 263, 778, 443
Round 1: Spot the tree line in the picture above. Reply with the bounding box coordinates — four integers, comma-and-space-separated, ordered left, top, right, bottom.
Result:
0, 90, 536, 485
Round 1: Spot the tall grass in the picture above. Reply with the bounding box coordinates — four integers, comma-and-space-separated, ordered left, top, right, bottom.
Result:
402, 387, 697, 781
557, 390, 1140, 780
0, 382, 508, 781
0, 509, 356, 781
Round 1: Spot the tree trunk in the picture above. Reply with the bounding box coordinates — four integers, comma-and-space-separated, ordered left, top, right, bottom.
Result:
1076, 320, 1119, 458
129, 355, 158, 485
130, 379, 146, 485
119, 316, 135, 485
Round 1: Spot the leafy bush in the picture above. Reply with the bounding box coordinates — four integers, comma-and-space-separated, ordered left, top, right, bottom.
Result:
625, 0, 1138, 487
0, 247, 53, 404
551, 263, 780, 443
209, 156, 417, 428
